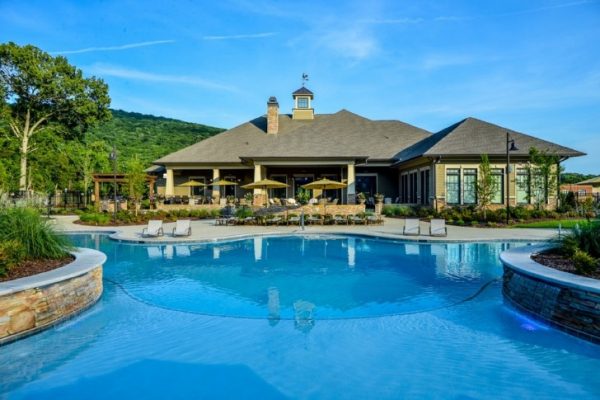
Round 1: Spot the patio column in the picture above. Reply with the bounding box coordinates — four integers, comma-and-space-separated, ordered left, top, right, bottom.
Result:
347, 163, 356, 204
165, 168, 174, 196
212, 168, 220, 200
253, 165, 266, 195
94, 179, 100, 210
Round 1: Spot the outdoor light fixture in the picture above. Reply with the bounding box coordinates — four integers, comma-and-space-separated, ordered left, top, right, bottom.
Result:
506, 132, 518, 225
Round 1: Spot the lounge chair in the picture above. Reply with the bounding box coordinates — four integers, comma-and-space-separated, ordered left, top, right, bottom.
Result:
332, 215, 347, 225
142, 220, 164, 237
265, 216, 283, 225
172, 219, 192, 237
287, 215, 300, 225
403, 218, 420, 236
307, 214, 323, 225
349, 214, 366, 225
285, 198, 298, 206
243, 216, 256, 225
429, 219, 448, 237
366, 214, 383, 225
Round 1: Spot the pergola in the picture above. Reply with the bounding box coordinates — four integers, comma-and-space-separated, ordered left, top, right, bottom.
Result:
92, 173, 156, 210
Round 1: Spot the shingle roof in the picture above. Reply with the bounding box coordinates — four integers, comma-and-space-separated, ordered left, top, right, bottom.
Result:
394, 117, 585, 162
155, 110, 432, 165
292, 86, 314, 97
577, 176, 600, 184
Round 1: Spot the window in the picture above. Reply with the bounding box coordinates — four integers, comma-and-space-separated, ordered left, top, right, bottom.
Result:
356, 174, 377, 197
463, 169, 477, 204
516, 168, 529, 204
491, 168, 504, 204
446, 169, 460, 204
297, 97, 309, 109
270, 174, 287, 199
420, 169, 430, 205
400, 174, 408, 203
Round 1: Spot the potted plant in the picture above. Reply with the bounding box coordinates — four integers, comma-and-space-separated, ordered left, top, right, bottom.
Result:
356, 192, 366, 205
244, 192, 254, 203
296, 188, 310, 205
374, 193, 384, 204
226, 195, 236, 205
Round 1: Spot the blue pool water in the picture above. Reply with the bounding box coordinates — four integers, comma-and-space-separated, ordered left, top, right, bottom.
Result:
1, 234, 599, 399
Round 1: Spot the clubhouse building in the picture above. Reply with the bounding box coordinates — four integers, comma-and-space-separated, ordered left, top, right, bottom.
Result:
153, 86, 584, 209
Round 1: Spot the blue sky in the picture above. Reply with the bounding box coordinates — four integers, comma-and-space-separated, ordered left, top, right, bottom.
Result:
1, 0, 599, 173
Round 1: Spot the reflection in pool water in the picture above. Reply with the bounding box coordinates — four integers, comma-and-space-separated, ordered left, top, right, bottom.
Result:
1, 234, 599, 399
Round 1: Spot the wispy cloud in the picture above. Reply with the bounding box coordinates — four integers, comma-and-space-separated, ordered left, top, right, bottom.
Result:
87, 64, 238, 92
202, 32, 277, 40
361, 17, 424, 25
52, 40, 175, 55
317, 28, 378, 60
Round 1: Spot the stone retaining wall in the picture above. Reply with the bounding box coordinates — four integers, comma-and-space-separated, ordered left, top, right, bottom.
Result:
0, 249, 105, 345
501, 247, 600, 343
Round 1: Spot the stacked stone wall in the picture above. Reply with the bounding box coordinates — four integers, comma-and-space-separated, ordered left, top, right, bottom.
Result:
0, 266, 103, 344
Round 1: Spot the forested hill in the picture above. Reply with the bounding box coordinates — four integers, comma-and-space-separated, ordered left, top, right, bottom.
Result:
87, 109, 225, 166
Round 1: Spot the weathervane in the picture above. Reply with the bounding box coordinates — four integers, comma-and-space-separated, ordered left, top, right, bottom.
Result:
302, 73, 309, 86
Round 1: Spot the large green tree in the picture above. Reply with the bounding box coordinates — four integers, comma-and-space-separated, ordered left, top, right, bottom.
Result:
0, 42, 111, 192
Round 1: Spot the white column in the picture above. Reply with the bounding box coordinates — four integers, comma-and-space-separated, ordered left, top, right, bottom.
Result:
165, 168, 174, 196
347, 163, 356, 204
212, 168, 220, 200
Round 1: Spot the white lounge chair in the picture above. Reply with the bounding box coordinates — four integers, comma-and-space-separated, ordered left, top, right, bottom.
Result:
403, 218, 420, 236
172, 219, 192, 237
142, 220, 164, 237
286, 198, 298, 206
430, 219, 448, 237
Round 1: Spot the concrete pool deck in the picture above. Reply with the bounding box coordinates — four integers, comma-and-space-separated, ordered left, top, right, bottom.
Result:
53, 216, 558, 243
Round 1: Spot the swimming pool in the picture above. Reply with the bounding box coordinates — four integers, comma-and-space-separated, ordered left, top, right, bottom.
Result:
1, 234, 599, 399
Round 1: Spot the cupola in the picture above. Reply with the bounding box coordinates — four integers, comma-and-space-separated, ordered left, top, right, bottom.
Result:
292, 86, 314, 120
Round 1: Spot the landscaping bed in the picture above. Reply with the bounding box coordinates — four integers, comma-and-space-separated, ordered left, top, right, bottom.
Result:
531, 220, 600, 279
0, 255, 74, 282
532, 250, 600, 279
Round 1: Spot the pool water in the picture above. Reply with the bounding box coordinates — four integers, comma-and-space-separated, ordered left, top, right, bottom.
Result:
1, 235, 599, 399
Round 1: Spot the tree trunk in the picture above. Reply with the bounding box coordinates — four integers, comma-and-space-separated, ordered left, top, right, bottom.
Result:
19, 122, 29, 193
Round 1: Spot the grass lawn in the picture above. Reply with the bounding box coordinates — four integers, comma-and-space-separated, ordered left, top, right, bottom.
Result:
513, 219, 599, 229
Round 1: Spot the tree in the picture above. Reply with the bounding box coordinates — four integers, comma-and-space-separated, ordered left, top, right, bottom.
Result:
74, 140, 110, 205
528, 147, 561, 210
124, 155, 147, 216
0, 42, 111, 192
477, 154, 494, 221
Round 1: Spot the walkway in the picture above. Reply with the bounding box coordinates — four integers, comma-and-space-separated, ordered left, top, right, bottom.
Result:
54, 216, 558, 244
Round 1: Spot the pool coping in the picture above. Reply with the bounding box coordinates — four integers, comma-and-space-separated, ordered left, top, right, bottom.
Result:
0, 248, 107, 297
500, 245, 600, 294
63, 227, 550, 245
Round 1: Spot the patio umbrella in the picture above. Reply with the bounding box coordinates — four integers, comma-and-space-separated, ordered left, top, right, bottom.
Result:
241, 179, 289, 206
209, 179, 238, 199
301, 178, 347, 191
178, 180, 206, 187
302, 178, 347, 213
178, 180, 206, 198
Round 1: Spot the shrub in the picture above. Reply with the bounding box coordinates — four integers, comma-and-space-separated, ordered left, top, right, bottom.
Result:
572, 250, 599, 275
0, 240, 26, 277
0, 207, 72, 260
235, 207, 253, 218
211, 209, 222, 217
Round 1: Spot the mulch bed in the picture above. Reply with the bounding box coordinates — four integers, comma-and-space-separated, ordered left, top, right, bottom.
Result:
532, 250, 600, 279
0, 255, 75, 283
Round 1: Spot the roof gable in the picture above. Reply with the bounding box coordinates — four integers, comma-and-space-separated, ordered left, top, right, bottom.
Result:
395, 117, 585, 162
155, 110, 431, 164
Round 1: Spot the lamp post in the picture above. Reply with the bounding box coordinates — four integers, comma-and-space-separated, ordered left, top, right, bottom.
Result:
109, 145, 117, 224
506, 132, 518, 225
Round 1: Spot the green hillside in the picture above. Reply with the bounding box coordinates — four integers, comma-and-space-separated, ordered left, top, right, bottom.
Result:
88, 109, 224, 166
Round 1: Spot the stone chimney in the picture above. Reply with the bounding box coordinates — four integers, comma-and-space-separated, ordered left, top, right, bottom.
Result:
267, 96, 279, 134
